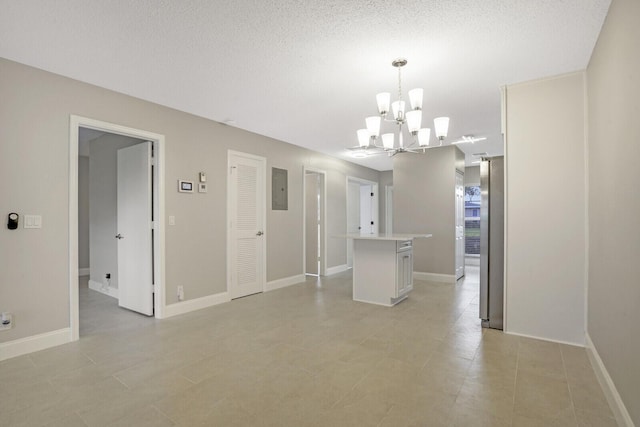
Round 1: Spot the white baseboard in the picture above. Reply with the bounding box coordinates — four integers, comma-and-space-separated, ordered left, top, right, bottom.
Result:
266, 274, 305, 292
162, 291, 230, 318
78, 268, 90, 276
88, 280, 118, 299
326, 264, 349, 276
413, 272, 456, 283
0, 328, 72, 362
585, 333, 635, 427
504, 330, 585, 347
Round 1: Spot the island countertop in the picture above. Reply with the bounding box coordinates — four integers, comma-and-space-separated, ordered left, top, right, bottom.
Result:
334, 232, 432, 241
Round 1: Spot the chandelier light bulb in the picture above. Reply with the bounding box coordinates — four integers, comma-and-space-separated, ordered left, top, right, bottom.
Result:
365, 116, 381, 137
381, 133, 395, 149
376, 93, 390, 115
405, 110, 422, 134
434, 117, 450, 139
408, 88, 423, 110
357, 129, 370, 147
391, 101, 405, 121
418, 128, 431, 146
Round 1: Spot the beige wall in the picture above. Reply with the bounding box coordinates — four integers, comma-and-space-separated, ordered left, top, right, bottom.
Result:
0, 57, 379, 342
393, 145, 464, 277
587, 0, 640, 423
504, 72, 586, 345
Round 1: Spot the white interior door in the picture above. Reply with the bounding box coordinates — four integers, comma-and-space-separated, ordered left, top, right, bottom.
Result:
305, 173, 319, 275
346, 181, 361, 267
455, 170, 465, 280
360, 184, 373, 234
117, 142, 153, 315
228, 152, 265, 299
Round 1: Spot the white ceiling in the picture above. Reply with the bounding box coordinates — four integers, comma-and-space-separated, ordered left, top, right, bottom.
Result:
0, 0, 611, 171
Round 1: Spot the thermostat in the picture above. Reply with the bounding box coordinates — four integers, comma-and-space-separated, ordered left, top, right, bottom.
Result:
178, 180, 194, 193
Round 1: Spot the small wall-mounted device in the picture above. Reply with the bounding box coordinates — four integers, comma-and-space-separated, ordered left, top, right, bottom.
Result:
199, 172, 207, 183
7, 213, 19, 230
178, 180, 194, 193
198, 183, 208, 193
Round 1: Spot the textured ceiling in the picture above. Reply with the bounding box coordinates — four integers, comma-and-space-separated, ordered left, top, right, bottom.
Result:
0, 0, 611, 171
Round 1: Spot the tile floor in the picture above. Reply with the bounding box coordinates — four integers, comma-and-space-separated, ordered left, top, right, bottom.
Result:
0, 268, 617, 426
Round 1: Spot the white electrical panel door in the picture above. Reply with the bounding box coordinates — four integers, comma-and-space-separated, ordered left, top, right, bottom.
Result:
117, 142, 154, 316
228, 152, 265, 299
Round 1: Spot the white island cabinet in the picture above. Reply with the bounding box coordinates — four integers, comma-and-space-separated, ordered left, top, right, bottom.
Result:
337, 233, 432, 306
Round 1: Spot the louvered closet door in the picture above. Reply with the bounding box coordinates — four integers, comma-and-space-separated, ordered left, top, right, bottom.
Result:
228, 152, 265, 299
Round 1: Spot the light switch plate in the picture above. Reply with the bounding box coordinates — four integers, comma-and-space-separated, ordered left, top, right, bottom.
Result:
168, 215, 176, 226
24, 215, 42, 229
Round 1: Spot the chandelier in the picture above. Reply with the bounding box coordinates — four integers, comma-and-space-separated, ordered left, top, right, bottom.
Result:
354, 58, 450, 156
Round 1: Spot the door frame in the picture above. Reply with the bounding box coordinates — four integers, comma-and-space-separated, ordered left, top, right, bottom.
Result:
302, 167, 327, 276
226, 150, 267, 297
69, 115, 166, 341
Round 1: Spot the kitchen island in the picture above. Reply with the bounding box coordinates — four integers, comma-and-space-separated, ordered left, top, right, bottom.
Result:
336, 233, 432, 306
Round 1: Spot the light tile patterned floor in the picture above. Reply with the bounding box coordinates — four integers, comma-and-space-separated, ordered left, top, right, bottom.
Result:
0, 268, 617, 426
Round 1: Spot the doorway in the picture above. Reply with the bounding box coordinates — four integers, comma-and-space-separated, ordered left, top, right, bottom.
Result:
304, 168, 326, 276
69, 116, 166, 341
346, 176, 379, 268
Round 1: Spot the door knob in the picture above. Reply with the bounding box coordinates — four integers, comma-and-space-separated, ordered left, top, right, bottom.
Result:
115, 234, 124, 239
256, 231, 264, 236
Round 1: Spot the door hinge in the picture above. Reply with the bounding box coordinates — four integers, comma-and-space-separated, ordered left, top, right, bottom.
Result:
151, 284, 155, 293
151, 221, 156, 229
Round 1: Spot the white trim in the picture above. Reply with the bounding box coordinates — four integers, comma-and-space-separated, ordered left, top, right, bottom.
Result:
413, 272, 456, 283
585, 334, 635, 427
78, 268, 90, 276
326, 264, 349, 276
0, 328, 71, 362
302, 167, 327, 276
504, 330, 584, 347
69, 116, 167, 337
88, 279, 119, 299
162, 292, 231, 318
266, 274, 306, 292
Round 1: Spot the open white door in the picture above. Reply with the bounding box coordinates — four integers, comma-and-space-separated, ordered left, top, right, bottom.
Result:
228, 151, 265, 299
117, 142, 153, 315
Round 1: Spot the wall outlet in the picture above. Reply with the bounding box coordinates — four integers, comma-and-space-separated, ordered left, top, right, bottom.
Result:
177, 286, 184, 301
0, 312, 13, 331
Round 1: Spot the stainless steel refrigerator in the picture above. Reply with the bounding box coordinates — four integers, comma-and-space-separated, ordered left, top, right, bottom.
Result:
480, 156, 504, 329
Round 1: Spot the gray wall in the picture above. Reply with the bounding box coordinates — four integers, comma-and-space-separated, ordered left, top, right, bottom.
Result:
0, 57, 379, 342
393, 145, 464, 276
78, 156, 90, 271
89, 134, 145, 289
587, 0, 640, 422
464, 166, 480, 186
505, 72, 586, 345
